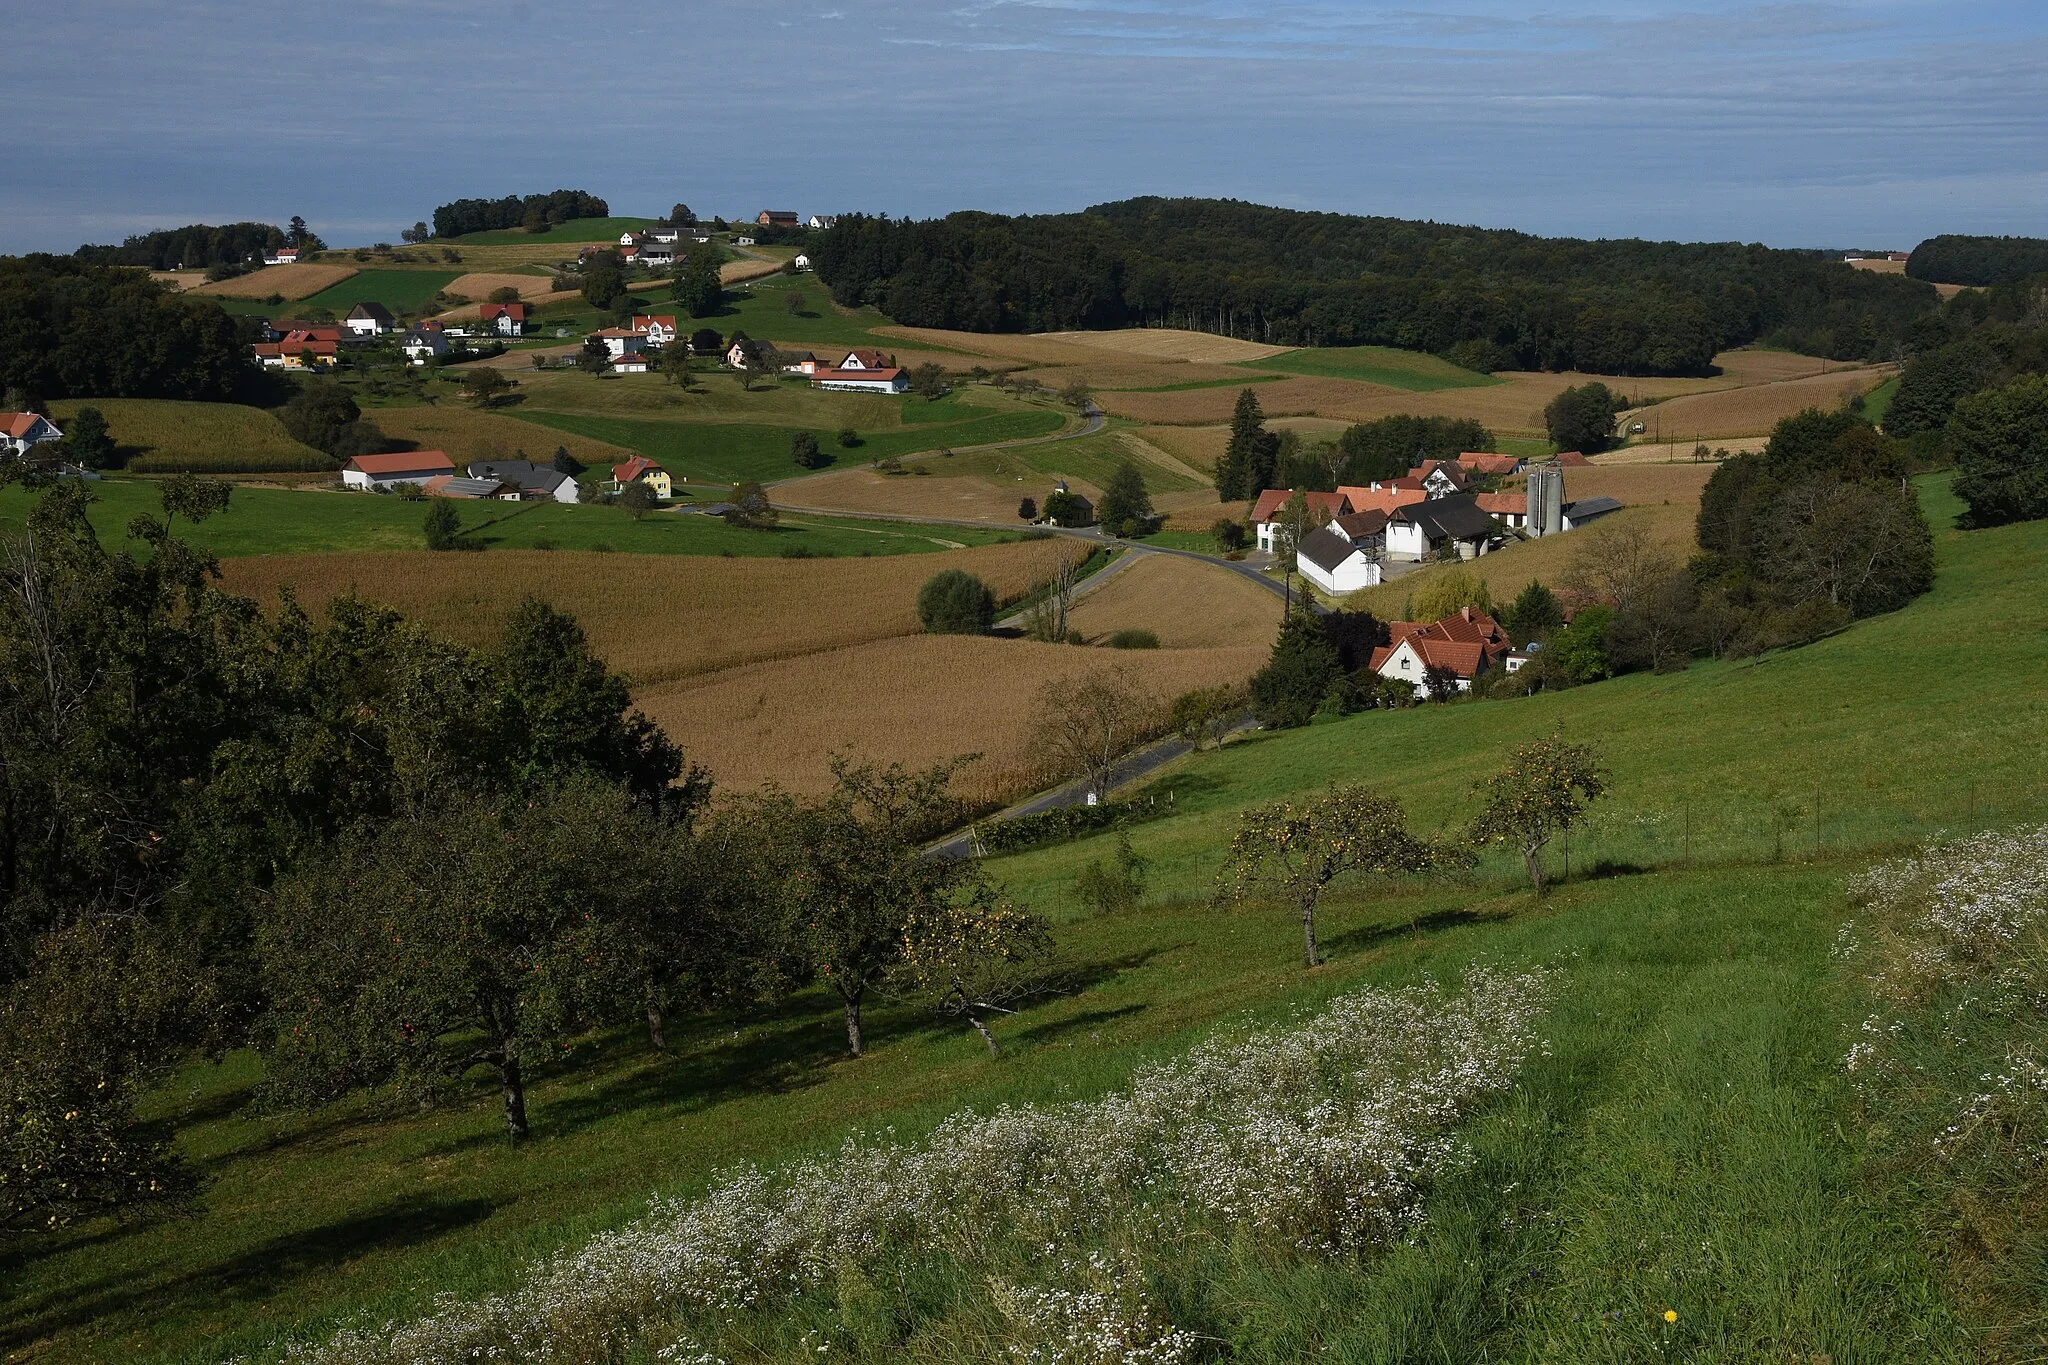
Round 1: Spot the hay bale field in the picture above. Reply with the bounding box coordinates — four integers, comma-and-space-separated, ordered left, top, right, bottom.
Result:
1619, 368, 1891, 442
1039, 329, 1295, 364
367, 406, 637, 470
191, 263, 358, 300
637, 634, 1266, 803
1065, 554, 1280, 648
46, 399, 327, 473
217, 540, 1086, 687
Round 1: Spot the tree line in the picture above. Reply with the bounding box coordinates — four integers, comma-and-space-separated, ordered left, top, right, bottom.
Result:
0, 256, 246, 405
811, 197, 1940, 375
71, 221, 307, 272
1214, 388, 1494, 500
430, 190, 611, 239
0, 476, 1059, 1230
1906, 235, 2048, 288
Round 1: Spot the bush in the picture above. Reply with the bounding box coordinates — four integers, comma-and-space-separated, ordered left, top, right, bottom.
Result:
790, 431, 829, 470
1107, 628, 1159, 650
836, 427, 862, 448
1073, 833, 1147, 916
916, 569, 996, 635
422, 498, 462, 551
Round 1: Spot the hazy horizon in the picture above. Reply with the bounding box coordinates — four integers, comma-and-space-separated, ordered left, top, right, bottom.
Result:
7, 0, 2044, 255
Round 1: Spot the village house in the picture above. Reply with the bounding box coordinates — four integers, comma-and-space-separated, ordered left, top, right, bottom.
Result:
479, 302, 528, 336
611, 456, 673, 499
1335, 484, 1428, 520
649, 222, 683, 244
345, 302, 397, 337
631, 314, 680, 347
403, 321, 450, 365
1385, 493, 1496, 561
1295, 508, 1390, 593
618, 231, 641, 248
1249, 489, 1353, 552
277, 330, 338, 370
251, 342, 285, 368
1457, 452, 1523, 478
1473, 491, 1527, 530
778, 350, 822, 376
341, 450, 454, 490
806, 215, 836, 230
0, 412, 63, 457
466, 459, 581, 504
1414, 460, 1472, 498
724, 337, 760, 369
262, 246, 301, 266
756, 210, 800, 229
611, 352, 652, 375
1368, 608, 1514, 698
639, 241, 676, 268
837, 348, 892, 370
793, 253, 811, 271
809, 365, 907, 394
592, 327, 647, 359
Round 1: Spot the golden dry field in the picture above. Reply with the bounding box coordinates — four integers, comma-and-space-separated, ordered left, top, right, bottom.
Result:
1040, 329, 1295, 363
777, 468, 1077, 521
1618, 368, 1891, 442
1594, 439, 1766, 464
190, 263, 358, 300
46, 398, 326, 473
440, 272, 559, 302
366, 406, 638, 469
637, 634, 1266, 803
217, 540, 1084, 687
722, 259, 783, 285
436, 290, 583, 323
150, 271, 208, 291
874, 328, 1150, 368
1012, 362, 1266, 391
1064, 554, 1280, 648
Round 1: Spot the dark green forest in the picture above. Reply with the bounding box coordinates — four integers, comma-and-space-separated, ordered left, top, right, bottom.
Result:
431, 191, 612, 238
813, 198, 1941, 375
0, 256, 246, 403
1907, 235, 2048, 288
71, 223, 291, 272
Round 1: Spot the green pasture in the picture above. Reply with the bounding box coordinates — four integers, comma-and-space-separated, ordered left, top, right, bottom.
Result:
939, 428, 1206, 494
513, 403, 1067, 486
296, 269, 463, 316
1242, 345, 1501, 392
1864, 376, 1900, 428
4, 475, 2040, 1361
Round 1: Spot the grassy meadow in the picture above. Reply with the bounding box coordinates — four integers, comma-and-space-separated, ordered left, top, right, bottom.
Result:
4, 477, 2040, 1361
1240, 344, 1502, 392
295, 268, 463, 315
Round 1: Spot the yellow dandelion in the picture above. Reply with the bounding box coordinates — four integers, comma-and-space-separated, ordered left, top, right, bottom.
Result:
1663, 1309, 1678, 1323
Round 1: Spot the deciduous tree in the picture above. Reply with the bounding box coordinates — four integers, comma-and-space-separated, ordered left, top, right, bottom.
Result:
1215, 784, 1436, 967
1468, 732, 1606, 894
916, 569, 996, 635
1031, 667, 1156, 801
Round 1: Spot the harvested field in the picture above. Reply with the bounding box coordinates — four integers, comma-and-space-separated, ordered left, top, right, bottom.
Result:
1619, 368, 1892, 442
46, 398, 327, 473
1596, 438, 1765, 464
192, 263, 358, 300
638, 634, 1265, 803
1065, 554, 1279, 648
1039, 329, 1293, 363
367, 406, 637, 470
439, 290, 584, 323
723, 259, 783, 286
1011, 362, 1269, 392
1553, 462, 1716, 509
150, 271, 207, 292
1099, 377, 1404, 426
1155, 490, 1231, 530
440, 272, 559, 303
217, 540, 1085, 688
1137, 425, 1229, 472
874, 328, 1140, 368
1710, 349, 1850, 385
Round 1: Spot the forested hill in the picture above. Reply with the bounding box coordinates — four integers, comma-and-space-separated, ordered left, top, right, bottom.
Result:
1907, 235, 2048, 288
813, 197, 1938, 376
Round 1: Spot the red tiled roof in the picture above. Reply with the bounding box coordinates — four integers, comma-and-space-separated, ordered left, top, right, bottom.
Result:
593, 327, 642, 338
251, 343, 282, 358
346, 450, 454, 476
1, 413, 50, 439
1250, 489, 1352, 523
1457, 452, 1521, 475
1335, 486, 1427, 518
1555, 450, 1592, 466
841, 348, 890, 368
1473, 491, 1524, 516
1331, 509, 1388, 538
480, 302, 528, 321
1369, 608, 1511, 679
811, 367, 904, 383
420, 474, 455, 495
613, 456, 665, 483
631, 314, 677, 332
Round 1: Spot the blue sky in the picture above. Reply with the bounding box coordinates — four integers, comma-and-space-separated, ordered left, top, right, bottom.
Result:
6, 0, 2044, 253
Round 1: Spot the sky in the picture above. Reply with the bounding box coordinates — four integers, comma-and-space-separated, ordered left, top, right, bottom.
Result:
5, 0, 2045, 254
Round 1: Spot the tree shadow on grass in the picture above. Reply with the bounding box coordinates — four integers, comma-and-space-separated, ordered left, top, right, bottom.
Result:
1009, 1003, 1150, 1049
0, 1196, 495, 1352
1320, 906, 1483, 959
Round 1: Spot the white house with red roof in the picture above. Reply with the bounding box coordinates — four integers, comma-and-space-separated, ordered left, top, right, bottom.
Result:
262, 246, 301, 266
631, 314, 680, 347
837, 348, 893, 371
591, 327, 647, 359
610, 456, 672, 498
479, 302, 528, 336
0, 412, 63, 457
1249, 488, 1353, 552
810, 366, 907, 394
611, 352, 651, 374
341, 450, 455, 490
1369, 608, 1513, 698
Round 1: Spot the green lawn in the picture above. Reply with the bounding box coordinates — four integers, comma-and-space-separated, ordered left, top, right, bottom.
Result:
512, 402, 1066, 485
941, 428, 1206, 493
4, 476, 2037, 1361
449, 217, 656, 247
1241, 345, 1502, 392
296, 269, 463, 316
0, 481, 1020, 560
1865, 376, 1900, 429
710, 274, 958, 353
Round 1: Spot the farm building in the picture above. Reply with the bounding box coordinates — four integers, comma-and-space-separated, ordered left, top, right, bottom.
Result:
756, 210, 799, 228
1473, 491, 1527, 529
1249, 489, 1353, 552
1368, 608, 1513, 698
277, 331, 338, 369
779, 350, 822, 376
1335, 484, 1428, 520
1457, 452, 1523, 477
611, 353, 652, 375
1386, 494, 1495, 561
837, 348, 893, 371
807, 215, 836, 230
592, 328, 647, 359
403, 322, 449, 365
1295, 509, 1390, 594
479, 302, 528, 336
611, 456, 672, 499
793, 254, 812, 271
1414, 461, 1472, 498
342, 450, 455, 490
466, 460, 580, 504
0, 412, 63, 457
346, 302, 396, 336
262, 247, 300, 265
640, 242, 676, 267
649, 222, 683, 243
251, 343, 284, 367
810, 366, 907, 394
421, 475, 521, 501
1563, 496, 1623, 530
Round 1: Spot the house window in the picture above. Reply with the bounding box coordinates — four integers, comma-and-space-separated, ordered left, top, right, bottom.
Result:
1401, 657, 1412, 670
